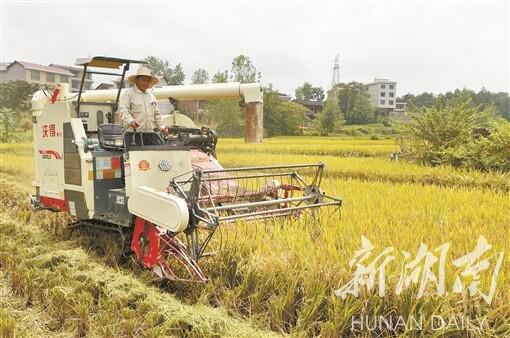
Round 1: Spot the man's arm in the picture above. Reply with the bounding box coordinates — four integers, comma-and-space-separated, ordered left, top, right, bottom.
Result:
118, 91, 138, 129
151, 96, 167, 132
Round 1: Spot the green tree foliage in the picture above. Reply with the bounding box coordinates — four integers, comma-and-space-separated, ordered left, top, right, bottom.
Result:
0, 108, 16, 141
205, 86, 306, 137
191, 68, 209, 84
469, 121, 510, 171
0, 81, 39, 141
204, 99, 244, 137
264, 87, 305, 136
144, 56, 185, 85
19, 118, 32, 132
230, 55, 260, 83
400, 88, 509, 121
399, 96, 509, 171
295, 82, 325, 101
316, 97, 338, 135
401, 92, 435, 108
295, 82, 312, 100
336, 82, 375, 125
212, 70, 229, 83
311, 87, 325, 102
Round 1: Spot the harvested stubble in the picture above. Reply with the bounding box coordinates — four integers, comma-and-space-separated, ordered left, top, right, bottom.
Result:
0, 178, 280, 338
0, 308, 16, 338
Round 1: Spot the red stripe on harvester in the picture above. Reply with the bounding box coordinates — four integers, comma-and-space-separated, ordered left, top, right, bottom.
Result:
40, 196, 68, 211
39, 150, 62, 160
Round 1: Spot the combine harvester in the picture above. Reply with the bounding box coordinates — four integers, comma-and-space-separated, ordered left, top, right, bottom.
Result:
30, 56, 342, 282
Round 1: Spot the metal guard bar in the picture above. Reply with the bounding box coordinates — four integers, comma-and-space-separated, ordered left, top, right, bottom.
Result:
170, 163, 341, 228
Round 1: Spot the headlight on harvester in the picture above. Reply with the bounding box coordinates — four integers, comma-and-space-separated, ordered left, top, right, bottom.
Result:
114, 138, 124, 147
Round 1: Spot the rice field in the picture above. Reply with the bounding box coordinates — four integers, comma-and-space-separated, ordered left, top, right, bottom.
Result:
0, 137, 508, 337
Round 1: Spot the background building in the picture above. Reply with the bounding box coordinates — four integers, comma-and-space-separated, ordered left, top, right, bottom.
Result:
0, 61, 73, 89
49, 64, 94, 92
365, 78, 397, 110
292, 99, 324, 121
390, 101, 409, 120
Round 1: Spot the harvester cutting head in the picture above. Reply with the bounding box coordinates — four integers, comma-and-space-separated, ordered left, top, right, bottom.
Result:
30, 56, 342, 283
160, 161, 342, 282
172, 162, 341, 226
127, 135, 342, 282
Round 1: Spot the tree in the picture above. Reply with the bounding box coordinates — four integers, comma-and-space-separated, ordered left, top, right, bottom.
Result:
346, 93, 374, 125
401, 89, 510, 121
311, 87, 325, 102
0, 108, 16, 141
316, 97, 338, 134
204, 99, 244, 137
0, 81, 39, 140
191, 68, 209, 84
212, 70, 229, 83
264, 86, 305, 137
19, 118, 32, 132
336, 82, 374, 125
275, 101, 306, 136
169, 64, 185, 85
144, 56, 185, 85
399, 98, 495, 167
295, 82, 313, 100
230, 55, 260, 83
295, 82, 325, 101
472, 88, 510, 121
414, 92, 435, 108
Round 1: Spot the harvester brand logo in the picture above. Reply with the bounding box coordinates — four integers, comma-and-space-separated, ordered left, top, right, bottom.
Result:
42, 124, 61, 137
39, 149, 62, 160
158, 159, 172, 171
138, 160, 151, 171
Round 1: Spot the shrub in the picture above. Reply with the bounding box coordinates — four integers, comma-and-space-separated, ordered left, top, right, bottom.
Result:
398, 99, 509, 171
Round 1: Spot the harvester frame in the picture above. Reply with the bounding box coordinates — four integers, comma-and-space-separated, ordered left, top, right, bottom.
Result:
30, 56, 342, 282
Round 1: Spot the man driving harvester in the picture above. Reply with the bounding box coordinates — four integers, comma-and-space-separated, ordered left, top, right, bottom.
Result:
118, 66, 169, 134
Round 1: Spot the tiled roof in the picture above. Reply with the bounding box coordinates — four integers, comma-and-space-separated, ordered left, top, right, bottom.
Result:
293, 99, 324, 106
0, 62, 10, 71
49, 63, 83, 72
13, 61, 74, 76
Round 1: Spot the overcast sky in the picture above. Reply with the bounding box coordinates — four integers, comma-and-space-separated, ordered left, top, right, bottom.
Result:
1, 0, 508, 96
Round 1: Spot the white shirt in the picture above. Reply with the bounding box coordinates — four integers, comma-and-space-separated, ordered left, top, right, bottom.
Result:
118, 85, 163, 132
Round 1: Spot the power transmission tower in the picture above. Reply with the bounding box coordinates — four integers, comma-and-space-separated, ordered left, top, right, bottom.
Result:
332, 54, 340, 88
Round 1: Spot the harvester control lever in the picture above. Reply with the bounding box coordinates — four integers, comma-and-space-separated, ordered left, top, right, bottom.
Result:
131, 127, 137, 146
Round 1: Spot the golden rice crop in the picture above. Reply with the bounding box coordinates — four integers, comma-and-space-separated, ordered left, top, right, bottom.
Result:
218, 137, 398, 157
218, 152, 510, 192
199, 177, 509, 336
5, 142, 508, 192
1, 137, 508, 337
0, 143, 33, 156
206, 137, 509, 336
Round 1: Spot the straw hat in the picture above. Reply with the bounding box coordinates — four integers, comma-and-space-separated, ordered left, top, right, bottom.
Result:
127, 66, 160, 87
